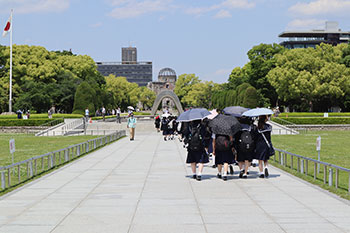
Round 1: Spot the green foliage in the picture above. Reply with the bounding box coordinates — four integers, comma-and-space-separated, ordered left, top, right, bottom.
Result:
0, 118, 64, 126
72, 82, 96, 115
272, 117, 350, 124
243, 86, 258, 108
139, 86, 156, 110
0, 113, 83, 119
278, 112, 350, 117
0, 45, 105, 113
227, 43, 284, 106
267, 43, 350, 111
174, 74, 200, 106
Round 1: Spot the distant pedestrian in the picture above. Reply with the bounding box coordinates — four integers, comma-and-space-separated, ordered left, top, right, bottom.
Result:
16, 110, 23, 119
212, 133, 235, 181
101, 106, 106, 121
161, 116, 170, 141
26, 110, 30, 119
48, 109, 52, 119
127, 113, 137, 141
116, 107, 121, 123
85, 107, 89, 122
154, 115, 161, 132
255, 115, 274, 178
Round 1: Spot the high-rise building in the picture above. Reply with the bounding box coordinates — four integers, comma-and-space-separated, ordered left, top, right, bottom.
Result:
122, 47, 137, 64
96, 47, 152, 87
279, 21, 350, 49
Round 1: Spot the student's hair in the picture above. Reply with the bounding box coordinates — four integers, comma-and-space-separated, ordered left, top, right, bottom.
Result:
258, 115, 267, 130
239, 116, 251, 125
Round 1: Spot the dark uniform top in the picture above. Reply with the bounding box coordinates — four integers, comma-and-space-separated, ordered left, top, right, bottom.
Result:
254, 123, 272, 161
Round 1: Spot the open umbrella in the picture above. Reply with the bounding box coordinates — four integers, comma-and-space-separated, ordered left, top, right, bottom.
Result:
207, 109, 218, 120
209, 114, 241, 136
223, 106, 249, 117
177, 108, 211, 122
127, 106, 135, 111
162, 113, 170, 118
242, 107, 273, 117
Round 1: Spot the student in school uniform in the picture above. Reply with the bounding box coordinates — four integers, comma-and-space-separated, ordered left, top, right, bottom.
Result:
255, 115, 274, 178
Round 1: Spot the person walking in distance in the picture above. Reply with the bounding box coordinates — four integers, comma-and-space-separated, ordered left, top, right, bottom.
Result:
127, 113, 137, 141
101, 106, 106, 122
116, 107, 121, 123
85, 107, 89, 123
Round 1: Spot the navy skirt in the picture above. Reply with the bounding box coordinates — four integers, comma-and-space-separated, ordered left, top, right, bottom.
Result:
236, 149, 253, 162
255, 141, 270, 161
186, 149, 209, 164
215, 150, 235, 165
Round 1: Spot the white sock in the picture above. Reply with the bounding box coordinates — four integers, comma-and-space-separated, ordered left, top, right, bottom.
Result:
223, 172, 227, 176
197, 172, 202, 176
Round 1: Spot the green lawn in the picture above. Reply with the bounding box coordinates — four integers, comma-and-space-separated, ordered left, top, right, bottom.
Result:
272, 130, 350, 200
0, 134, 99, 167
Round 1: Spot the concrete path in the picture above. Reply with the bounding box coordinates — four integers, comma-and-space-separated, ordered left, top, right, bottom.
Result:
0, 132, 349, 233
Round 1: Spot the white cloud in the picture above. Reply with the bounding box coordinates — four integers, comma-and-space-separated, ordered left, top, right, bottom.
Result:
90, 22, 103, 28
108, 0, 172, 19
289, 0, 350, 16
185, 0, 255, 18
214, 10, 232, 18
0, 0, 70, 14
221, 0, 255, 9
287, 19, 325, 30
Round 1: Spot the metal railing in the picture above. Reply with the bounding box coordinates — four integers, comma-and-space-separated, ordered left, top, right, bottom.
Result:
271, 117, 307, 134
61, 118, 84, 135
273, 148, 350, 193
0, 130, 126, 191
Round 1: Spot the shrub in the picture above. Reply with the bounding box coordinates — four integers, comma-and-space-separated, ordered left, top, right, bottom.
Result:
0, 119, 64, 126
278, 112, 350, 117
272, 117, 350, 125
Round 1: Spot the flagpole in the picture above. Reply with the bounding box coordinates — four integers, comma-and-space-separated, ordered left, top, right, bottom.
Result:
9, 9, 13, 113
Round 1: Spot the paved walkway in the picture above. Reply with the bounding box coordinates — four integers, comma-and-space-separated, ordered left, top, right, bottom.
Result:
0, 132, 349, 233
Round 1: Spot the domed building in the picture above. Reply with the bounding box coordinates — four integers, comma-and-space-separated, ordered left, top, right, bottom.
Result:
147, 68, 177, 110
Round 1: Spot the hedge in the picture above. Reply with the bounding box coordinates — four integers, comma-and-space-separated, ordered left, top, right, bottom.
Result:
272, 117, 350, 125
0, 118, 64, 126
0, 113, 83, 119
278, 112, 350, 117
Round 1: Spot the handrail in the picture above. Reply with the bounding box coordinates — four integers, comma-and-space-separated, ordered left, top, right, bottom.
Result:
274, 148, 350, 193
0, 130, 126, 190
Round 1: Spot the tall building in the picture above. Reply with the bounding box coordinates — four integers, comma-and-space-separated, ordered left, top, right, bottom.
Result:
96, 47, 152, 87
279, 21, 350, 49
122, 47, 137, 64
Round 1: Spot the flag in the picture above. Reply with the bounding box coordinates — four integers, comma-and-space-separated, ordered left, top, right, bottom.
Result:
2, 12, 12, 37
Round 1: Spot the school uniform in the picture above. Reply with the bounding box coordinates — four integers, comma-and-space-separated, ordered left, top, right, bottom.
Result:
235, 124, 257, 162
213, 133, 235, 165
255, 124, 272, 161
186, 124, 209, 164
161, 118, 169, 135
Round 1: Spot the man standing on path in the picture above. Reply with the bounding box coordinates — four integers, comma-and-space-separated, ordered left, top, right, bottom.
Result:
85, 107, 89, 122
116, 107, 121, 123
101, 106, 106, 122
127, 113, 137, 141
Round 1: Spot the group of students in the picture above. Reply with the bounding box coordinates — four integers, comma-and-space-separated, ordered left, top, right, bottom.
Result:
179, 115, 274, 181
155, 115, 180, 141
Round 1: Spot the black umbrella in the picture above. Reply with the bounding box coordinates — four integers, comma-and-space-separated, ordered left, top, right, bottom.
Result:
223, 106, 249, 117
209, 114, 241, 136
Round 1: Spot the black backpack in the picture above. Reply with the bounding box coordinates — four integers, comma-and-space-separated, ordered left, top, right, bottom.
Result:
215, 135, 231, 151
239, 129, 254, 152
188, 125, 203, 152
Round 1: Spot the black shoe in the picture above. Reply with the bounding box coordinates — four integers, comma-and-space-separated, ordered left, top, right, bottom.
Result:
259, 174, 265, 178
239, 170, 244, 178
242, 174, 247, 179
212, 165, 217, 168
217, 173, 222, 179
264, 168, 269, 178
164, 137, 167, 141
223, 176, 227, 181
229, 165, 234, 175
196, 175, 202, 181
247, 171, 250, 175
192, 174, 197, 179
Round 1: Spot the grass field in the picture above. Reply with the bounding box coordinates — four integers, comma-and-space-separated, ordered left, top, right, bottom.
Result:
0, 134, 99, 167
272, 130, 350, 200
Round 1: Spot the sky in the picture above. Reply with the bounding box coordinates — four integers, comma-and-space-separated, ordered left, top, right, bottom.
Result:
1, 0, 350, 83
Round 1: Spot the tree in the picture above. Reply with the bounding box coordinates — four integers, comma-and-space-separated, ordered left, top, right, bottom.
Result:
72, 81, 96, 115
243, 86, 258, 108
139, 86, 156, 110
174, 74, 200, 107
